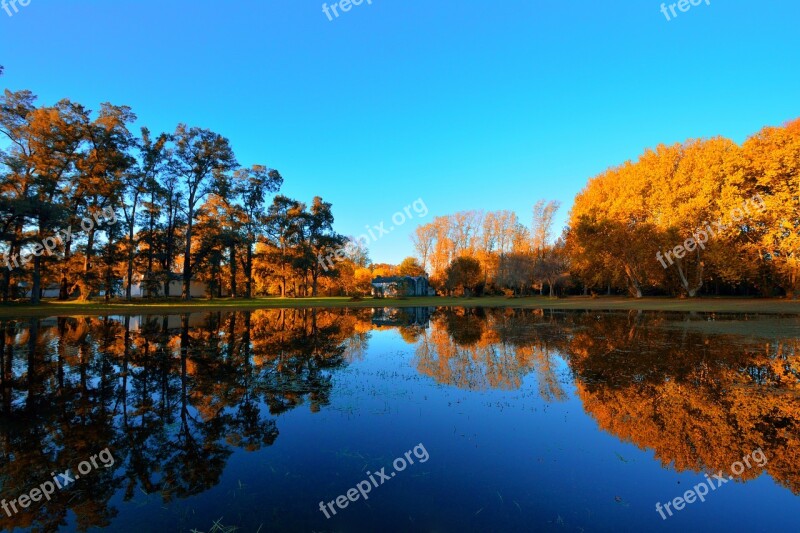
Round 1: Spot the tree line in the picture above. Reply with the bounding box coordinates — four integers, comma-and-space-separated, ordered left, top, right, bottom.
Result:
4, 66, 797, 301
568, 118, 799, 298
0, 85, 359, 302
411, 118, 799, 298
410, 201, 567, 296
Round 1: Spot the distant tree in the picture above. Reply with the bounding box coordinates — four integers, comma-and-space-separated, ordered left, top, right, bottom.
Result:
531, 200, 561, 252
412, 224, 436, 273
344, 236, 371, 268
535, 238, 569, 297
497, 252, 535, 296
445, 256, 482, 296
370, 263, 398, 278
398, 257, 426, 277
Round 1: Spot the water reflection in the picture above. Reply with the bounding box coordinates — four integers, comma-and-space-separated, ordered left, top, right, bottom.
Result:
0, 308, 797, 531
0, 309, 367, 531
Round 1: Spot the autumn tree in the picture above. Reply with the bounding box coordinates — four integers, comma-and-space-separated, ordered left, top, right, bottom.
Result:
411, 223, 436, 273
398, 256, 426, 277
235, 165, 282, 298
740, 119, 800, 297
445, 256, 483, 296
0, 89, 39, 301
497, 252, 534, 295
169, 125, 238, 300
263, 195, 306, 297
123, 127, 169, 299
24, 100, 87, 302
305, 196, 344, 297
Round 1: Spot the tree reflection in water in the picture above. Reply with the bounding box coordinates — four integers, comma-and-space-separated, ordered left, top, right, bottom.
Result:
0, 307, 797, 530
0, 308, 368, 531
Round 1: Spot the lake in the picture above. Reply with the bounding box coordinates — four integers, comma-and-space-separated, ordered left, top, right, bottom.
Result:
0, 307, 797, 532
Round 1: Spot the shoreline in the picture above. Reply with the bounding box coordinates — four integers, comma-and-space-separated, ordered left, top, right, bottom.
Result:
1, 296, 799, 318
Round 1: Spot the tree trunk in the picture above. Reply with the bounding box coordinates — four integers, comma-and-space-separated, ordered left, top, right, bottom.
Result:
3, 239, 18, 302
623, 264, 643, 298
675, 255, 703, 297
105, 265, 112, 302
78, 229, 96, 302
31, 255, 41, 304
125, 196, 138, 300
164, 205, 176, 297
126, 222, 135, 300
59, 235, 72, 300
147, 193, 156, 273
2, 268, 10, 302
229, 243, 237, 298
183, 214, 193, 300
245, 242, 253, 299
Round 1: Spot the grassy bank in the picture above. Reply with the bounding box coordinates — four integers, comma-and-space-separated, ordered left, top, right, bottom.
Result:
0, 296, 799, 318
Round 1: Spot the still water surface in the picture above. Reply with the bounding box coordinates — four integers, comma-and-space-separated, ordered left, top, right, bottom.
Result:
0, 307, 798, 532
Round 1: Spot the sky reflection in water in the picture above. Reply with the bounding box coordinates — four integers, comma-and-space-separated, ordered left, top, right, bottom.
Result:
0, 308, 798, 532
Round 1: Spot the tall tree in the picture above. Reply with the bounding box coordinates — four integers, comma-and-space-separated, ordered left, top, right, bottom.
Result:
412, 223, 436, 273
169, 125, 237, 300
234, 165, 282, 298
71, 103, 135, 300
741, 119, 800, 297
305, 196, 344, 297
264, 195, 305, 297
0, 89, 38, 301
531, 200, 561, 253
123, 127, 169, 300
25, 100, 87, 302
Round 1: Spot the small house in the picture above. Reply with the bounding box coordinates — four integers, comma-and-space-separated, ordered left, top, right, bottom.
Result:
371, 276, 434, 297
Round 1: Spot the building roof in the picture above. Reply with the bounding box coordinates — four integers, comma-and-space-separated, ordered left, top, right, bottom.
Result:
372, 276, 428, 285
372, 275, 427, 284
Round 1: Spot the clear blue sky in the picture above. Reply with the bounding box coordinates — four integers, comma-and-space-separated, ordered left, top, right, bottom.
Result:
2, 0, 798, 264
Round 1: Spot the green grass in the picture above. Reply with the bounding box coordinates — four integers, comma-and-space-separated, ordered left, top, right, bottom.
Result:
1, 295, 799, 317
